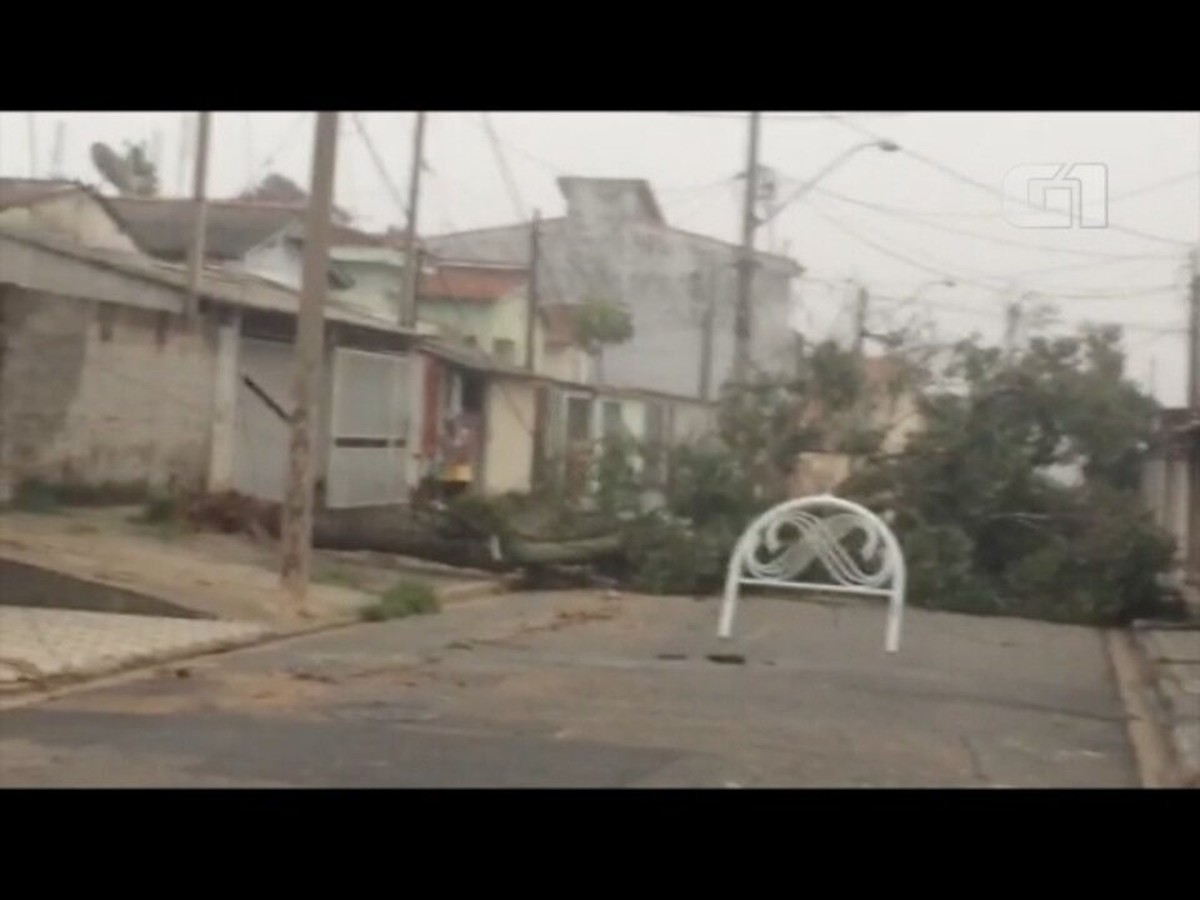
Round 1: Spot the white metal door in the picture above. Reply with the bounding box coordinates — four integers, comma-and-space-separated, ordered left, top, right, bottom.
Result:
326, 348, 411, 508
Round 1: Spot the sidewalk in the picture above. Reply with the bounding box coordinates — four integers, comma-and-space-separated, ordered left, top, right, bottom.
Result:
0, 507, 508, 694
1132, 625, 1200, 784
0, 606, 273, 687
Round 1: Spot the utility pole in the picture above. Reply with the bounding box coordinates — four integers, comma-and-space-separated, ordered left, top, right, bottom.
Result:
852, 283, 869, 356
732, 111, 761, 385
184, 112, 212, 323
401, 111, 427, 328
50, 121, 65, 178
176, 113, 192, 196
526, 209, 541, 371
697, 265, 717, 401
1188, 247, 1200, 410
1004, 300, 1022, 359
26, 113, 36, 178
280, 112, 339, 602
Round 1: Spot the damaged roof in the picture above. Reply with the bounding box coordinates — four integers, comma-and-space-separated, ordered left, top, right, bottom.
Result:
106, 197, 393, 262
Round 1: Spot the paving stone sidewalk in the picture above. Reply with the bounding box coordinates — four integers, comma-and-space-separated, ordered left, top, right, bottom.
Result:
0, 607, 273, 687
1134, 627, 1200, 782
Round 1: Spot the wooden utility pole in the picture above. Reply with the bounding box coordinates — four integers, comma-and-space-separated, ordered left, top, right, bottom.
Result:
176, 113, 192, 196
1004, 300, 1022, 359
526, 209, 541, 371
50, 121, 65, 178
401, 111, 427, 328
184, 112, 212, 323
853, 283, 869, 357
732, 111, 761, 385
26, 113, 36, 178
698, 265, 717, 400
280, 111, 339, 601
1188, 247, 1200, 410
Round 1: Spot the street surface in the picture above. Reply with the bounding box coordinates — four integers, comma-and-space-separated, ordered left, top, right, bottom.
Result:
0, 590, 1137, 787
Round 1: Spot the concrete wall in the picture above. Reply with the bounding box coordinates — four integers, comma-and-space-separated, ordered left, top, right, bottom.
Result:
483, 377, 536, 495
536, 328, 593, 383
0, 287, 216, 495
335, 260, 403, 322
0, 193, 140, 254
418, 290, 531, 366
1143, 454, 1191, 572
424, 184, 799, 398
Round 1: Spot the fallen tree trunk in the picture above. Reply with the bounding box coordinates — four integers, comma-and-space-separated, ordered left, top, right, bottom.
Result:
499, 532, 624, 566
312, 506, 507, 572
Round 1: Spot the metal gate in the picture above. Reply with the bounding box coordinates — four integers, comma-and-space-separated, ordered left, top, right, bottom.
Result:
326, 348, 412, 508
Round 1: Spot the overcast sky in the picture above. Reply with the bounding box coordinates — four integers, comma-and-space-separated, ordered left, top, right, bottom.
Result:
2, 111, 1197, 404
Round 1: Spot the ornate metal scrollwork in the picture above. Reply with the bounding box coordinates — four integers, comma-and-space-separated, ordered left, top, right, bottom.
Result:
718, 495, 907, 653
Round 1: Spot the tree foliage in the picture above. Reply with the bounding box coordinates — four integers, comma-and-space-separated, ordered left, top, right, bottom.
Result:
238, 172, 352, 223
574, 298, 634, 355
839, 325, 1172, 624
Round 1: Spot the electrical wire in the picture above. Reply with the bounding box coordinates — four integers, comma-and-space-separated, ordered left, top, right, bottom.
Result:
824, 113, 1195, 248
798, 179, 1178, 261
350, 113, 410, 221
804, 200, 1188, 303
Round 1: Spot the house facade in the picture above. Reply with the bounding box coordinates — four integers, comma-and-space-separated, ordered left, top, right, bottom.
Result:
0, 224, 421, 508
422, 176, 803, 399
1141, 408, 1200, 613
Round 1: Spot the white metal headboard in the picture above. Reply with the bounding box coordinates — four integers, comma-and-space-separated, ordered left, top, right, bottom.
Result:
717, 494, 907, 653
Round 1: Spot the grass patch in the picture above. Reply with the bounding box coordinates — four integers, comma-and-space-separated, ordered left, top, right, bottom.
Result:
360, 578, 440, 623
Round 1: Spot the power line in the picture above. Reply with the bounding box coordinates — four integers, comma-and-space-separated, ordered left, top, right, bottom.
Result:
480, 113, 530, 222
350, 113, 410, 222
1109, 169, 1200, 202
243, 112, 309, 192
800, 179, 1177, 261
804, 200, 1187, 302
824, 114, 1195, 248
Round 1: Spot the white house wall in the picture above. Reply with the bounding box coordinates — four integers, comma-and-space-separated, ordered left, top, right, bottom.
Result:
483, 377, 536, 495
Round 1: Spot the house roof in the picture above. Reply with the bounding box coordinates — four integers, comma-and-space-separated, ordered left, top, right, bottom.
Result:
0, 178, 142, 246
420, 336, 531, 377
0, 177, 81, 210
419, 262, 528, 303
107, 196, 308, 261
422, 175, 801, 276
420, 334, 714, 408
0, 223, 418, 339
104, 196, 392, 261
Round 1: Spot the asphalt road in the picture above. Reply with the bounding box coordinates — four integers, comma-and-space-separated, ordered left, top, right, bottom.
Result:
0, 590, 1138, 787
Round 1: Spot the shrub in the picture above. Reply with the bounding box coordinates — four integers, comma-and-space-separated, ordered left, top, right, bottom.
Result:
360, 578, 440, 622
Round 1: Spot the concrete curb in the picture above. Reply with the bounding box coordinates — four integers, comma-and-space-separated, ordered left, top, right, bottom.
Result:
1104, 629, 1191, 788
0, 576, 513, 711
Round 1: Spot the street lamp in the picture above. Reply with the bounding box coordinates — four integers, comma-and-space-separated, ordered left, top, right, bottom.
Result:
756, 139, 900, 228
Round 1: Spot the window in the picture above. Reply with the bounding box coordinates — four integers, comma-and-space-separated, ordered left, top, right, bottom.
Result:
493, 338, 516, 363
